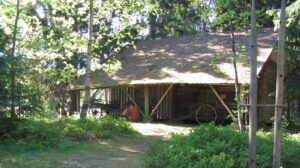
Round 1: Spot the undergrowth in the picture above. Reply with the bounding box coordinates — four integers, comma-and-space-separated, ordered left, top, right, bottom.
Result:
144, 124, 300, 168
0, 116, 136, 151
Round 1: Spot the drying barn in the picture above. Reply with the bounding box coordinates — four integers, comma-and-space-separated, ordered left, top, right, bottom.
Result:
68, 28, 278, 124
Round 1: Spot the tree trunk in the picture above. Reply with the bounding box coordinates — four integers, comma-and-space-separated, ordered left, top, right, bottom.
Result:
80, 0, 94, 118
10, 0, 21, 119
61, 95, 67, 116
149, 13, 157, 39
69, 90, 77, 115
272, 0, 286, 167
230, 26, 242, 133
248, 0, 258, 167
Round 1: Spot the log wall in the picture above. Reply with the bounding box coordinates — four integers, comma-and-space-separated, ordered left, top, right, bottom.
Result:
257, 55, 277, 123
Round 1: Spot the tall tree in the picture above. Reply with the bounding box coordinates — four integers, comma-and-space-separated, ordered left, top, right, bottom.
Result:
230, 23, 243, 133
0, 0, 149, 117
148, 0, 213, 38
272, 0, 286, 167
10, 0, 20, 119
212, 0, 251, 132
248, 0, 258, 167
284, 1, 300, 121
81, 0, 94, 118
0, 1, 46, 117
268, 0, 300, 121
0, 28, 10, 114
17, 0, 146, 116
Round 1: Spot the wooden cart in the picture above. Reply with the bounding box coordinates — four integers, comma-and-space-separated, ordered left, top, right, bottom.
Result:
189, 100, 229, 124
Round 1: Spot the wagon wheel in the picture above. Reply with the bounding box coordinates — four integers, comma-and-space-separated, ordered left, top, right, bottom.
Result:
195, 104, 217, 124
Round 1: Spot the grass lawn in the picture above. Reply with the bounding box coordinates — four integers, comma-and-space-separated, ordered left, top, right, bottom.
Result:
0, 136, 152, 168
0, 117, 155, 168
0, 122, 192, 168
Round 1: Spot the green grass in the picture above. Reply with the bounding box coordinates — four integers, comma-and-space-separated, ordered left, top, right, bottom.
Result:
0, 116, 142, 168
0, 116, 137, 151
0, 138, 124, 168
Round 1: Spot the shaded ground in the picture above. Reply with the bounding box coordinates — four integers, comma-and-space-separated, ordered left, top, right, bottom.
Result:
0, 123, 193, 168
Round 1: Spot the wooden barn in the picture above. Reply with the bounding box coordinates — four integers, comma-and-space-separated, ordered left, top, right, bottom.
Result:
67, 28, 278, 124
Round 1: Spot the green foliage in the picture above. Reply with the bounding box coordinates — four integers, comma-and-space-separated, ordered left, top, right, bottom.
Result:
211, 0, 278, 31
144, 124, 300, 168
268, 1, 300, 102
148, 0, 213, 38
101, 58, 122, 74
0, 53, 44, 116
211, 0, 250, 31
0, 116, 136, 151
283, 0, 300, 101
285, 75, 300, 101
0, 0, 150, 117
62, 116, 135, 140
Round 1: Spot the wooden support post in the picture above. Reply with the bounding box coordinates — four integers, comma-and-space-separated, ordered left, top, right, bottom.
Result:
105, 88, 111, 104
273, 0, 286, 167
150, 84, 173, 117
144, 85, 150, 122
120, 87, 123, 108
105, 89, 108, 104
76, 90, 81, 113
249, 0, 258, 167
209, 85, 236, 119
69, 90, 77, 115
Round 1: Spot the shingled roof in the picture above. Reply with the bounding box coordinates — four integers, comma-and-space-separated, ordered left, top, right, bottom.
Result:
68, 28, 278, 90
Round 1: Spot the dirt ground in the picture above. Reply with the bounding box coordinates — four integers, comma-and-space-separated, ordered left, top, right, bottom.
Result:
59, 135, 157, 168
131, 123, 192, 136
81, 123, 193, 168
0, 123, 193, 168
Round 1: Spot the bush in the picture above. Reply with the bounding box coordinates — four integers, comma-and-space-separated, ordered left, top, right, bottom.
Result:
62, 116, 135, 140
0, 116, 19, 139
144, 124, 300, 168
0, 116, 136, 151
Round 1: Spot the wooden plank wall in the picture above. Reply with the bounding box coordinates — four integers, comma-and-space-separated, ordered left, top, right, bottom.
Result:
110, 85, 173, 120
110, 86, 135, 109
150, 85, 173, 120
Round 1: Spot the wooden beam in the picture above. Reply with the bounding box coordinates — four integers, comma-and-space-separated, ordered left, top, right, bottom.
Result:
144, 86, 150, 122
69, 90, 77, 115
241, 104, 286, 108
123, 88, 145, 117
249, 1, 258, 167
209, 85, 236, 119
150, 84, 174, 117
273, 0, 286, 167
120, 87, 123, 108
76, 90, 80, 113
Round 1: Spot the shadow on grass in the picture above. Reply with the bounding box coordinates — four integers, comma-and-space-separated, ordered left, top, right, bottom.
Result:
0, 133, 163, 168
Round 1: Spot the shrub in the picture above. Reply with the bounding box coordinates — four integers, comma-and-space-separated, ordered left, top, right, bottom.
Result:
62, 116, 136, 140
144, 124, 300, 168
0, 116, 19, 139
0, 116, 136, 151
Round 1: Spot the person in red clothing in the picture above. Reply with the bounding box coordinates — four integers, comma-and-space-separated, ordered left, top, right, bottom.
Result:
122, 102, 140, 122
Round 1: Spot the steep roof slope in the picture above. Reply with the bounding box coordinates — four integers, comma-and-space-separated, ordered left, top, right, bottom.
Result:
69, 28, 277, 90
